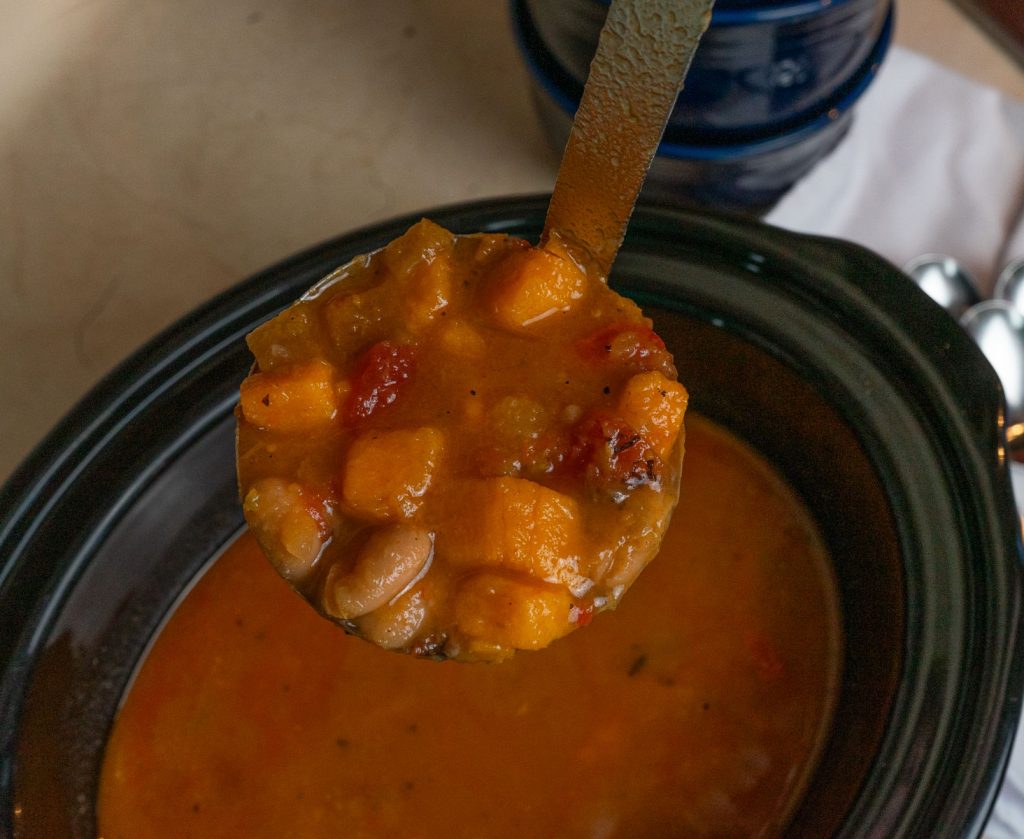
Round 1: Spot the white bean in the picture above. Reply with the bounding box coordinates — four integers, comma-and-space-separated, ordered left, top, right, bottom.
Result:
322, 525, 433, 620
357, 588, 428, 650
243, 478, 327, 582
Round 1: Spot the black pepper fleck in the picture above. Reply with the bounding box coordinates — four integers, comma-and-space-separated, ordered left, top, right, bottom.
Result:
627, 654, 647, 677
602, 386, 611, 395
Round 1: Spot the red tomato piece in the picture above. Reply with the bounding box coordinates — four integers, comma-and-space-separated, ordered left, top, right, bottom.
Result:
569, 412, 663, 497
570, 604, 594, 626
577, 323, 676, 377
346, 341, 416, 423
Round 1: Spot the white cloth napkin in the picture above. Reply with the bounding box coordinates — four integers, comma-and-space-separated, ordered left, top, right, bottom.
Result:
766, 46, 1024, 295
764, 45, 1024, 838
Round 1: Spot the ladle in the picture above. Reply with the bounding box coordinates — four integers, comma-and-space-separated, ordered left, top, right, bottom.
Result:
235, 0, 716, 660
542, 0, 715, 276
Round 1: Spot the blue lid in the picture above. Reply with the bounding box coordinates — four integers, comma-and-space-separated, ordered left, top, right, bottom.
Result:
513, 0, 893, 159
597, 0, 878, 25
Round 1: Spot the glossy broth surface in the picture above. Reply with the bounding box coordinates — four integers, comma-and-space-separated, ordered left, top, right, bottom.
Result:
98, 416, 841, 838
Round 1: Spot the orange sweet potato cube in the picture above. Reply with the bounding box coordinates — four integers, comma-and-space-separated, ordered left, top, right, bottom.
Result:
380, 220, 456, 331
617, 372, 688, 459
491, 248, 586, 330
455, 572, 574, 652
383, 219, 455, 278
239, 360, 340, 432
442, 477, 585, 589
438, 322, 487, 359
403, 255, 452, 329
341, 427, 445, 520
245, 308, 322, 372
322, 287, 388, 354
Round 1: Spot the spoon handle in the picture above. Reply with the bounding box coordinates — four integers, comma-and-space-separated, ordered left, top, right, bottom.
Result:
542, 0, 715, 277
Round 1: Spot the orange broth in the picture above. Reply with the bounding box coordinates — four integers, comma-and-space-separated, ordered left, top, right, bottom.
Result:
98, 416, 841, 838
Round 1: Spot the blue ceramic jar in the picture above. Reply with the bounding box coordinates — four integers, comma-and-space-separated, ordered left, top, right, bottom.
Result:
524, 0, 890, 139
513, 0, 892, 213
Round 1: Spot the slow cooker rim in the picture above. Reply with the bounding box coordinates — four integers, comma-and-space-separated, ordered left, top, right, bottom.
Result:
0, 195, 1020, 838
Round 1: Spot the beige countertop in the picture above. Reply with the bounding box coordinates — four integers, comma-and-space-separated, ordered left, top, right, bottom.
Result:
1, 0, 1022, 483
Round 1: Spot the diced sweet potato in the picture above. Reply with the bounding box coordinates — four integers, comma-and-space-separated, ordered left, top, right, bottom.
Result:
442, 477, 586, 589
383, 218, 456, 278
617, 372, 688, 459
490, 248, 586, 330
245, 308, 323, 372
454, 572, 574, 651
380, 220, 455, 330
239, 360, 340, 432
341, 427, 445, 520
438, 321, 486, 359
403, 255, 452, 329
323, 288, 388, 353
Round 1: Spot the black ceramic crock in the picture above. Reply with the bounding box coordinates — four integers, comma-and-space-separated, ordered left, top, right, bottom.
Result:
1, 197, 1021, 837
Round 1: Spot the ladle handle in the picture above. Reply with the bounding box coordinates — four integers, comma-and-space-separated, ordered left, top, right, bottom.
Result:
541, 0, 715, 277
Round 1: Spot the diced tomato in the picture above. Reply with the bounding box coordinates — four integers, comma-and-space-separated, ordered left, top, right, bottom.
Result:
569, 412, 663, 497
570, 604, 594, 626
345, 341, 416, 424
577, 323, 676, 377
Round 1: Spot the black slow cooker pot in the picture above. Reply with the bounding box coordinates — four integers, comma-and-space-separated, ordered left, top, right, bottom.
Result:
1, 197, 1021, 837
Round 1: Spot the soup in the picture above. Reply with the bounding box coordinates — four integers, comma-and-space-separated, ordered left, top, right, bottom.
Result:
236, 219, 687, 661
98, 416, 841, 838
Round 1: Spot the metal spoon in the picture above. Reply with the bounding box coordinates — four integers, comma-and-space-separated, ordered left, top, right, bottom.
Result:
994, 257, 1024, 316
542, 0, 715, 276
961, 300, 1024, 445
904, 254, 981, 320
